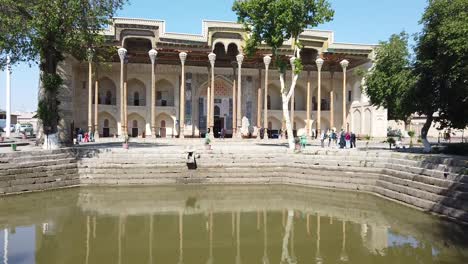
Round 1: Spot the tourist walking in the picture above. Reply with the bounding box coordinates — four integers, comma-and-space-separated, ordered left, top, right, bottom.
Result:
328, 129, 332, 147
331, 130, 337, 146
351, 132, 356, 148
220, 128, 226, 139
339, 129, 345, 148
320, 130, 326, 148
345, 131, 351, 148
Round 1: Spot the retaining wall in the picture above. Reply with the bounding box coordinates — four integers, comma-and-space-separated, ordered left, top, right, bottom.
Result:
0, 147, 467, 223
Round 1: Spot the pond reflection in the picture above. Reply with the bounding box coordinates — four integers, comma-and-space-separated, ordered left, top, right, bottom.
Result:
0, 185, 467, 264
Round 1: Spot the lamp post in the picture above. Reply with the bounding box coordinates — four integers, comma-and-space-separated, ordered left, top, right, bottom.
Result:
5, 55, 11, 138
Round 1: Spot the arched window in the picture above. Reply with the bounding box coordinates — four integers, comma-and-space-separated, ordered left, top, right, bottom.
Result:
160, 120, 166, 128
312, 96, 317, 111
268, 121, 272, 130
105, 91, 112, 105
267, 95, 271, 110
134, 92, 140, 106
132, 120, 138, 128
214, 105, 220, 116
104, 119, 109, 127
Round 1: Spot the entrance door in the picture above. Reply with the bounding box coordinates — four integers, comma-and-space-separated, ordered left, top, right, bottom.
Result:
214, 117, 224, 138
160, 120, 166, 138
103, 119, 110, 137
132, 120, 138, 137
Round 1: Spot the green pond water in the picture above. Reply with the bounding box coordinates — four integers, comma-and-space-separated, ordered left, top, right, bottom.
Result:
0, 185, 467, 264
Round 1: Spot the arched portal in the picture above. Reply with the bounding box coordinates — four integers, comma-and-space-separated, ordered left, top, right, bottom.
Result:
353, 110, 362, 134
127, 79, 146, 106
98, 78, 117, 105
155, 79, 175, 106
98, 112, 117, 137
156, 113, 174, 138
127, 113, 146, 137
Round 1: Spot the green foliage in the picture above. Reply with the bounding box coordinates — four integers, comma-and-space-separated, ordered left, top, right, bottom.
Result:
440, 143, 468, 156
407, 130, 415, 138
0, 0, 125, 136
387, 137, 396, 149
233, 0, 334, 69
411, 0, 468, 131
363, 32, 415, 122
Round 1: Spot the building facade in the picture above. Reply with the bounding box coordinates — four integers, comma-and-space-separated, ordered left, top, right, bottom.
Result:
55, 18, 387, 142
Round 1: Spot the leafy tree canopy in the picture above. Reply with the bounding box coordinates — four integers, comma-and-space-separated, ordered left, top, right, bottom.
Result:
0, 0, 125, 143
232, 0, 334, 72
361, 32, 415, 122
412, 0, 468, 130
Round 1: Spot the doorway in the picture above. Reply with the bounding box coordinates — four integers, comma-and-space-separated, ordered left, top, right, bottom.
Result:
103, 119, 110, 137
214, 117, 224, 138
131, 120, 138, 137
160, 120, 166, 138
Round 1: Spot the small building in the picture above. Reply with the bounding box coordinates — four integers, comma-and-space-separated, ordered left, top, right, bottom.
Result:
14, 111, 39, 132
0, 110, 18, 129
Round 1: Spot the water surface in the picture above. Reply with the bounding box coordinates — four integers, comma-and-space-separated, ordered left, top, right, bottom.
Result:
0, 185, 467, 264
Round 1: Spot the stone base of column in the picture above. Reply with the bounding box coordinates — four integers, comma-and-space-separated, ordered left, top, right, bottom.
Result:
235, 127, 243, 139
94, 126, 99, 141
179, 127, 185, 139
263, 128, 269, 140
152, 127, 157, 138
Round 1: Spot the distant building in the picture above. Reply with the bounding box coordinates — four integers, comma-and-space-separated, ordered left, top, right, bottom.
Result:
14, 111, 38, 132
0, 110, 18, 129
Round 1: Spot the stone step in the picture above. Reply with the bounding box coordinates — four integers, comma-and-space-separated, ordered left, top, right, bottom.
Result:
0, 178, 79, 195
0, 158, 77, 170
376, 180, 468, 212
373, 185, 468, 223
0, 163, 78, 177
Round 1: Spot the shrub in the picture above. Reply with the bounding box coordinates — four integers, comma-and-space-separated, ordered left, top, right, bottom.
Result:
387, 137, 396, 149
440, 143, 468, 156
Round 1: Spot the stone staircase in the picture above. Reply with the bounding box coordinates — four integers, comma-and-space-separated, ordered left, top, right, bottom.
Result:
76, 147, 468, 223
0, 149, 79, 194
0, 144, 466, 223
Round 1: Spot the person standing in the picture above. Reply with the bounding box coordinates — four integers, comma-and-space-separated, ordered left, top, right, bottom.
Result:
332, 130, 337, 146
320, 130, 326, 148
351, 132, 356, 148
345, 131, 351, 149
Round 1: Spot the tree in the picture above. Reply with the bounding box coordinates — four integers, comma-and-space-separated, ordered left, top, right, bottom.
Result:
0, 0, 125, 149
360, 32, 415, 123
232, 0, 334, 150
411, 0, 468, 151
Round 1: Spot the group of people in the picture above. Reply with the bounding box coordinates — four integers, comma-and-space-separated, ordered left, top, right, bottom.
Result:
319, 129, 357, 149
74, 128, 94, 144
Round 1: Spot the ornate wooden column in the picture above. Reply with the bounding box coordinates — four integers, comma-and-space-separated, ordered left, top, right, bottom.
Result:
330, 72, 335, 130
94, 79, 99, 139
257, 69, 262, 135
87, 48, 94, 134
117, 48, 127, 136
207, 66, 211, 135
149, 49, 158, 137
236, 54, 244, 138
179, 52, 187, 138
263, 56, 271, 139
306, 71, 311, 137
316, 57, 324, 134
340, 60, 349, 130
232, 62, 237, 136
208, 52, 216, 137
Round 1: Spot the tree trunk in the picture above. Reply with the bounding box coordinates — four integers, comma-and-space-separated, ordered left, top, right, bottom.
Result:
40, 48, 62, 150
279, 72, 298, 150
421, 114, 433, 153
280, 209, 293, 264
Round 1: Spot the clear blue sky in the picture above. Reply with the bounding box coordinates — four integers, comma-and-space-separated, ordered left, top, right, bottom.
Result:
0, 0, 427, 112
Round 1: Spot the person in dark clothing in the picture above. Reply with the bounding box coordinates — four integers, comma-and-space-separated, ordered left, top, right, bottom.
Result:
351, 132, 357, 148
339, 129, 345, 149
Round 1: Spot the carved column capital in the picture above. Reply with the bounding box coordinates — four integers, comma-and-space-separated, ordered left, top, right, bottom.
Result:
117, 48, 127, 62
148, 49, 158, 65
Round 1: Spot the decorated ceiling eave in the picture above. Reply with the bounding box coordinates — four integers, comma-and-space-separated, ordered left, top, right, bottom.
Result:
98, 17, 375, 70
